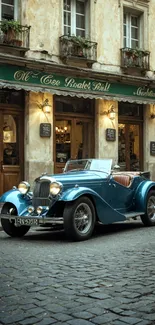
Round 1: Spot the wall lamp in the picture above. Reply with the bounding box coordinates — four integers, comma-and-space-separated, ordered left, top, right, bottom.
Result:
150, 113, 155, 119
101, 105, 116, 120
39, 99, 51, 113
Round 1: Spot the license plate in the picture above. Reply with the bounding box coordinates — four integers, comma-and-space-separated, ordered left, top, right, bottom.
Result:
16, 218, 39, 226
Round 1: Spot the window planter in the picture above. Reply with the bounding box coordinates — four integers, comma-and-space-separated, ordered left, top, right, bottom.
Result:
59, 35, 97, 66
121, 47, 150, 70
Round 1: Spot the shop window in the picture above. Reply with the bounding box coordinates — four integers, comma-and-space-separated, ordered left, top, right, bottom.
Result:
0, 0, 18, 20
55, 96, 94, 115
63, 0, 89, 37
118, 102, 143, 119
123, 8, 143, 48
0, 89, 24, 105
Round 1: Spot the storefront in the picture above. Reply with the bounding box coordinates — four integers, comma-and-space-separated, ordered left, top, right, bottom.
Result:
1, 62, 155, 193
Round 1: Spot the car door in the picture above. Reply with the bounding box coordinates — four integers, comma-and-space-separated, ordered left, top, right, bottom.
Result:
101, 176, 134, 211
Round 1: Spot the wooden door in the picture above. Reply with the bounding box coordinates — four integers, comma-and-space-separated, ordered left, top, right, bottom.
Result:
118, 122, 143, 171
0, 106, 24, 195
54, 117, 94, 174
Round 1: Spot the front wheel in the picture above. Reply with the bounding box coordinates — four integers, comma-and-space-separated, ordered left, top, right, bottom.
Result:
63, 196, 96, 241
1, 205, 30, 237
141, 190, 155, 226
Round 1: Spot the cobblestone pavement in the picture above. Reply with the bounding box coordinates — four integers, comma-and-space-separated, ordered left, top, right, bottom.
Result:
0, 221, 155, 325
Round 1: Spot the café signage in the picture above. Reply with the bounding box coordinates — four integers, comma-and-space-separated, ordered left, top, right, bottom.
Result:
1, 64, 155, 99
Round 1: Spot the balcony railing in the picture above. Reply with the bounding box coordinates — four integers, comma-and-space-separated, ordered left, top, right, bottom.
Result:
121, 47, 150, 70
0, 22, 31, 51
59, 35, 97, 65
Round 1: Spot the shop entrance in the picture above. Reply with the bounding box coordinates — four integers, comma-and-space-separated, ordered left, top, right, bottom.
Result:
0, 103, 24, 196
118, 103, 143, 171
54, 96, 94, 174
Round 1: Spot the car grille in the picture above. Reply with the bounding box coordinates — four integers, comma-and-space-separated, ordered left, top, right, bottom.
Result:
32, 180, 51, 208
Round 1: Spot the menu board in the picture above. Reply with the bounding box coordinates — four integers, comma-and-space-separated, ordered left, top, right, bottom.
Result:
40, 123, 51, 137
150, 141, 155, 156
106, 128, 116, 141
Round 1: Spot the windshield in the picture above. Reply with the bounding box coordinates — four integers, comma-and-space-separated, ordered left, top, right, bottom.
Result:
64, 159, 113, 174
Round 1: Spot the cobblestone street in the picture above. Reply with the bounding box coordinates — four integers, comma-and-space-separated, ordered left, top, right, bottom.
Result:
0, 221, 155, 325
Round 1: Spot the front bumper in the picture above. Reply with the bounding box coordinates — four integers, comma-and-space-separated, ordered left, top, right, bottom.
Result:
0, 214, 64, 226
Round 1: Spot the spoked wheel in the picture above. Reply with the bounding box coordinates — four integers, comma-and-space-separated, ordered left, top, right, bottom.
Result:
63, 196, 96, 241
1, 204, 30, 237
141, 190, 155, 226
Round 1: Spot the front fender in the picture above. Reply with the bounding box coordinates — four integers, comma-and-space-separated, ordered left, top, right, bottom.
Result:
60, 186, 126, 224
134, 180, 155, 211
0, 189, 32, 216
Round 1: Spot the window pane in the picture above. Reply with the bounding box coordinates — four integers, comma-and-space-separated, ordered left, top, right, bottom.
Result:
131, 39, 139, 48
76, 14, 85, 29
123, 13, 127, 23
131, 27, 138, 40
123, 37, 127, 47
131, 16, 138, 27
64, 26, 71, 35
2, 4, 14, 19
123, 25, 126, 37
76, 29, 85, 37
63, 0, 71, 11
3, 114, 19, 166
76, 1, 85, 14
64, 11, 71, 26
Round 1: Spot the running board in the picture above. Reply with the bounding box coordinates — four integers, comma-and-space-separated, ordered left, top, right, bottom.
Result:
124, 212, 145, 219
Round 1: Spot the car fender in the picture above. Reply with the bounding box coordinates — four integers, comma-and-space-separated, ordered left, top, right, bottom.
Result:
60, 186, 126, 224
134, 180, 155, 211
0, 189, 31, 216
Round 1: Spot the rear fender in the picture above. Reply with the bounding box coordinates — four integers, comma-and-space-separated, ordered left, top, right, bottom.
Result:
0, 189, 31, 216
60, 187, 126, 224
134, 181, 155, 211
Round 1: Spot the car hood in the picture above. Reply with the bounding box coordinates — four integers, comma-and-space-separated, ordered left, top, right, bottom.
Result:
38, 170, 107, 185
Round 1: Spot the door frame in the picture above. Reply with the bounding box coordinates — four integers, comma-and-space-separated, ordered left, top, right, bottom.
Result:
54, 115, 94, 173
118, 119, 143, 171
0, 104, 24, 195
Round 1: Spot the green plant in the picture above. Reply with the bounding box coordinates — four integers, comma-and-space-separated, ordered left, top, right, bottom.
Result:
124, 47, 149, 58
63, 35, 92, 49
1, 20, 22, 34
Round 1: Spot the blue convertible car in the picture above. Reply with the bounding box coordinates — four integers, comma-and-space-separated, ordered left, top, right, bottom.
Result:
0, 158, 155, 241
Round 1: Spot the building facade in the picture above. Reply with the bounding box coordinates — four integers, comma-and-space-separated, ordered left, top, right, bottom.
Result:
0, 0, 155, 195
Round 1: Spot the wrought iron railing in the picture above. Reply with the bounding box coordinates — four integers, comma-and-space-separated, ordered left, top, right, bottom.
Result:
0, 22, 31, 50
59, 35, 97, 62
121, 47, 150, 70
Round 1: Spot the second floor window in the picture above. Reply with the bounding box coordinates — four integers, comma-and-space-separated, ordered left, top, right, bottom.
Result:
0, 0, 16, 20
63, 0, 88, 37
123, 12, 140, 48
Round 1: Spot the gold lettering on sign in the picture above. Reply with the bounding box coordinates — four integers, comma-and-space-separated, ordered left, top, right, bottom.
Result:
92, 82, 111, 92
135, 87, 155, 98
14, 70, 39, 81
40, 75, 61, 87
65, 78, 91, 90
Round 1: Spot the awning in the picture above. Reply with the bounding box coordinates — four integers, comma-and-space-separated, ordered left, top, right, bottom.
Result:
1, 80, 155, 105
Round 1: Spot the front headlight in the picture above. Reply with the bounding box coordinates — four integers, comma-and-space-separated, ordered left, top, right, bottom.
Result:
49, 182, 62, 196
18, 181, 30, 195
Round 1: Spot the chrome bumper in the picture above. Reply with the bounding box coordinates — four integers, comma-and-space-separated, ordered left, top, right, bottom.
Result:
0, 214, 64, 226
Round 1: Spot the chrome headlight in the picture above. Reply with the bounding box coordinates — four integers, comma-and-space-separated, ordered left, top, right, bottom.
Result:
49, 182, 62, 196
18, 181, 30, 195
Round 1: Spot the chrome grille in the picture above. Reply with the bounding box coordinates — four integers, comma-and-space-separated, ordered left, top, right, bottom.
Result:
32, 180, 50, 208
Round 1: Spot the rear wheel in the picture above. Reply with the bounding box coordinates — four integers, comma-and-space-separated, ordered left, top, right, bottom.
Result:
63, 196, 96, 241
141, 190, 155, 226
1, 204, 30, 237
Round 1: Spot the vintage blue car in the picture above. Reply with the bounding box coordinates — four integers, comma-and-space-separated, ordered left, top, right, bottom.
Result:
0, 158, 155, 241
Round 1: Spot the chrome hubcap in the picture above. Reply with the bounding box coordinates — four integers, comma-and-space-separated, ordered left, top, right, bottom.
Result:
147, 196, 155, 220
74, 203, 92, 234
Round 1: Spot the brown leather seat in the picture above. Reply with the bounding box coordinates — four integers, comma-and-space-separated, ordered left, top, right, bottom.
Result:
113, 175, 131, 187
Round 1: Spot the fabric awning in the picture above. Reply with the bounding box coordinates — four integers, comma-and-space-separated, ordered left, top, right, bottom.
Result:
1, 80, 155, 105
